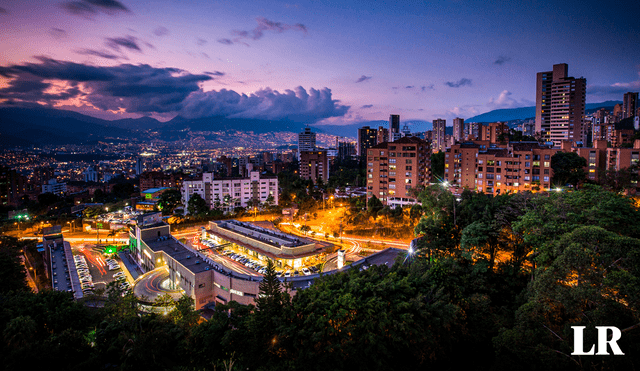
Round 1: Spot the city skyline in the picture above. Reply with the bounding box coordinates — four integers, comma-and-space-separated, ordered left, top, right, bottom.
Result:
1, 0, 639, 127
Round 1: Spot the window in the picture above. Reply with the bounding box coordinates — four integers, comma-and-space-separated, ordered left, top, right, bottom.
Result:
478, 173, 483, 179
389, 159, 397, 163
406, 166, 412, 171
496, 175, 501, 180
543, 162, 550, 167
544, 155, 550, 160
543, 176, 549, 182
525, 162, 530, 167
406, 159, 412, 164
405, 173, 412, 178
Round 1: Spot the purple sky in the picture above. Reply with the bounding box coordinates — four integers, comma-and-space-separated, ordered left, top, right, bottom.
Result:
1, 0, 639, 126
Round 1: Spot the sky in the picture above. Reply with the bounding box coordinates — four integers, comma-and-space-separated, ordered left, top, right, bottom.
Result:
1, 0, 639, 127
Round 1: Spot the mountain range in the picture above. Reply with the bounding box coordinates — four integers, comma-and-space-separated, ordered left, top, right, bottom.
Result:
0, 100, 625, 147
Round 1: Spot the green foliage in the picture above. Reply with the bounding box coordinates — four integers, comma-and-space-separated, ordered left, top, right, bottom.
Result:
430, 151, 445, 181
551, 151, 587, 187
187, 193, 208, 216
157, 188, 182, 215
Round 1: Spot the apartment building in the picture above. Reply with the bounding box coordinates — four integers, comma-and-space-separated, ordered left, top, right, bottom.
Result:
366, 136, 431, 207
446, 141, 558, 194
181, 167, 278, 213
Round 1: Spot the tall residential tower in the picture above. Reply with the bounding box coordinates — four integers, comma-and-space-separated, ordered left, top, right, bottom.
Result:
535, 63, 586, 147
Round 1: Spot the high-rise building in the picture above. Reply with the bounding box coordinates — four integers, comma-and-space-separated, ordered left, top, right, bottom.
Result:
299, 150, 329, 184
535, 63, 586, 147
366, 136, 430, 207
135, 157, 144, 175
297, 126, 316, 160
389, 114, 402, 141
377, 126, 389, 144
453, 118, 464, 143
357, 126, 378, 156
433, 119, 446, 152
623, 92, 639, 119
389, 114, 400, 134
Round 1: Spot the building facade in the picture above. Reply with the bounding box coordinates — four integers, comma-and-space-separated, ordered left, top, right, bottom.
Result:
453, 117, 464, 143
433, 119, 446, 152
623, 92, 639, 119
297, 127, 316, 160
299, 149, 329, 184
181, 169, 278, 213
366, 136, 431, 207
357, 126, 378, 156
535, 63, 587, 147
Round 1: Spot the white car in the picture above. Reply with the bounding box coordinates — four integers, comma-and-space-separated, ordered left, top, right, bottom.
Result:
302, 268, 311, 276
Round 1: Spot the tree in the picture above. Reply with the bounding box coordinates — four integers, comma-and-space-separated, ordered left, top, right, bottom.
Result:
367, 195, 383, 217
157, 189, 182, 214
187, 193, 208, 216
551, 151, 587, 187
430, 151, 445, 181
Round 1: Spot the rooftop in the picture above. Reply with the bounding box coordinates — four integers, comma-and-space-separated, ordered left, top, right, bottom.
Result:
145, 235, 215, 275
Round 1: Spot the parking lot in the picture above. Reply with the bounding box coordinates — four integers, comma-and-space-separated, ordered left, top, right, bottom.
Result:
70, 244, 133, 296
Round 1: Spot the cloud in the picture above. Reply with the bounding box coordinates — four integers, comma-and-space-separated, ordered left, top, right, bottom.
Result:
201, 52, 210, 59
444, 78, 472, 88
50, 28, 67, 39
588, 81, 640, 96
204, 71, 225, 76
0, 7, 7, 14
179, 86, 349, 123
487, 90, 533, 109
405, 85, 414, 89
0, 57, 211, 113
494, 56, 511, 65
106, 36, 141, 52
220, 17, 307, 46
355, 75, 372, 83
360, 104, 373, 109
153, 26, 169, 36
0, 58, 349, 123
76, 48, 124, 60
61, 0, 129, 17
196, 38, 207, 46
421, 85, 434, 92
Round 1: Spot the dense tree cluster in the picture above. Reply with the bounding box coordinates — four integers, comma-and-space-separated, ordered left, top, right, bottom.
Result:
1, 185, 639, 370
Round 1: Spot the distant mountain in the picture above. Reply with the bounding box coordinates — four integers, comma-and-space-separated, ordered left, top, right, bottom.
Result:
161, 115, 307, 134
313, 119, 432, 138
108, 116, 165, 130
0, 106, 138, 147
466, 101, 622, 123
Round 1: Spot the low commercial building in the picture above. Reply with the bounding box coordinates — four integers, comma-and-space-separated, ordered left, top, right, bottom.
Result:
207, 220, 324, 270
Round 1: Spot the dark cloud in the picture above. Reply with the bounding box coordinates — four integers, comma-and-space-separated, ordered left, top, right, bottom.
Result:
405, 85, 414, 89
0, 57, 211, 113
0, 58, 348, 123
445, 78, 472, 88
106, 36, 141, 52
76, 48, 124, 60
220, 17, 307, 46
50, 28, 67, 39
153, 26, 169, 36
204, 71, 225, 76
61, 0, 129, 17
494, 56, 511, 65
179, 86, 349, 123
196, 38, 207, 46
355, 75, 372, 83
201, 52, 210, 59
361, 104, 373, 109
0, 7, 7, 14
421, 85, 434, 91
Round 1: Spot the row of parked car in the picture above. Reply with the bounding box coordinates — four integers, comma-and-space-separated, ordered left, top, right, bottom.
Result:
74, 255, 95, 295
106, 258, 129, 290
222, 250, 269, 275
221, 250, 319, 277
